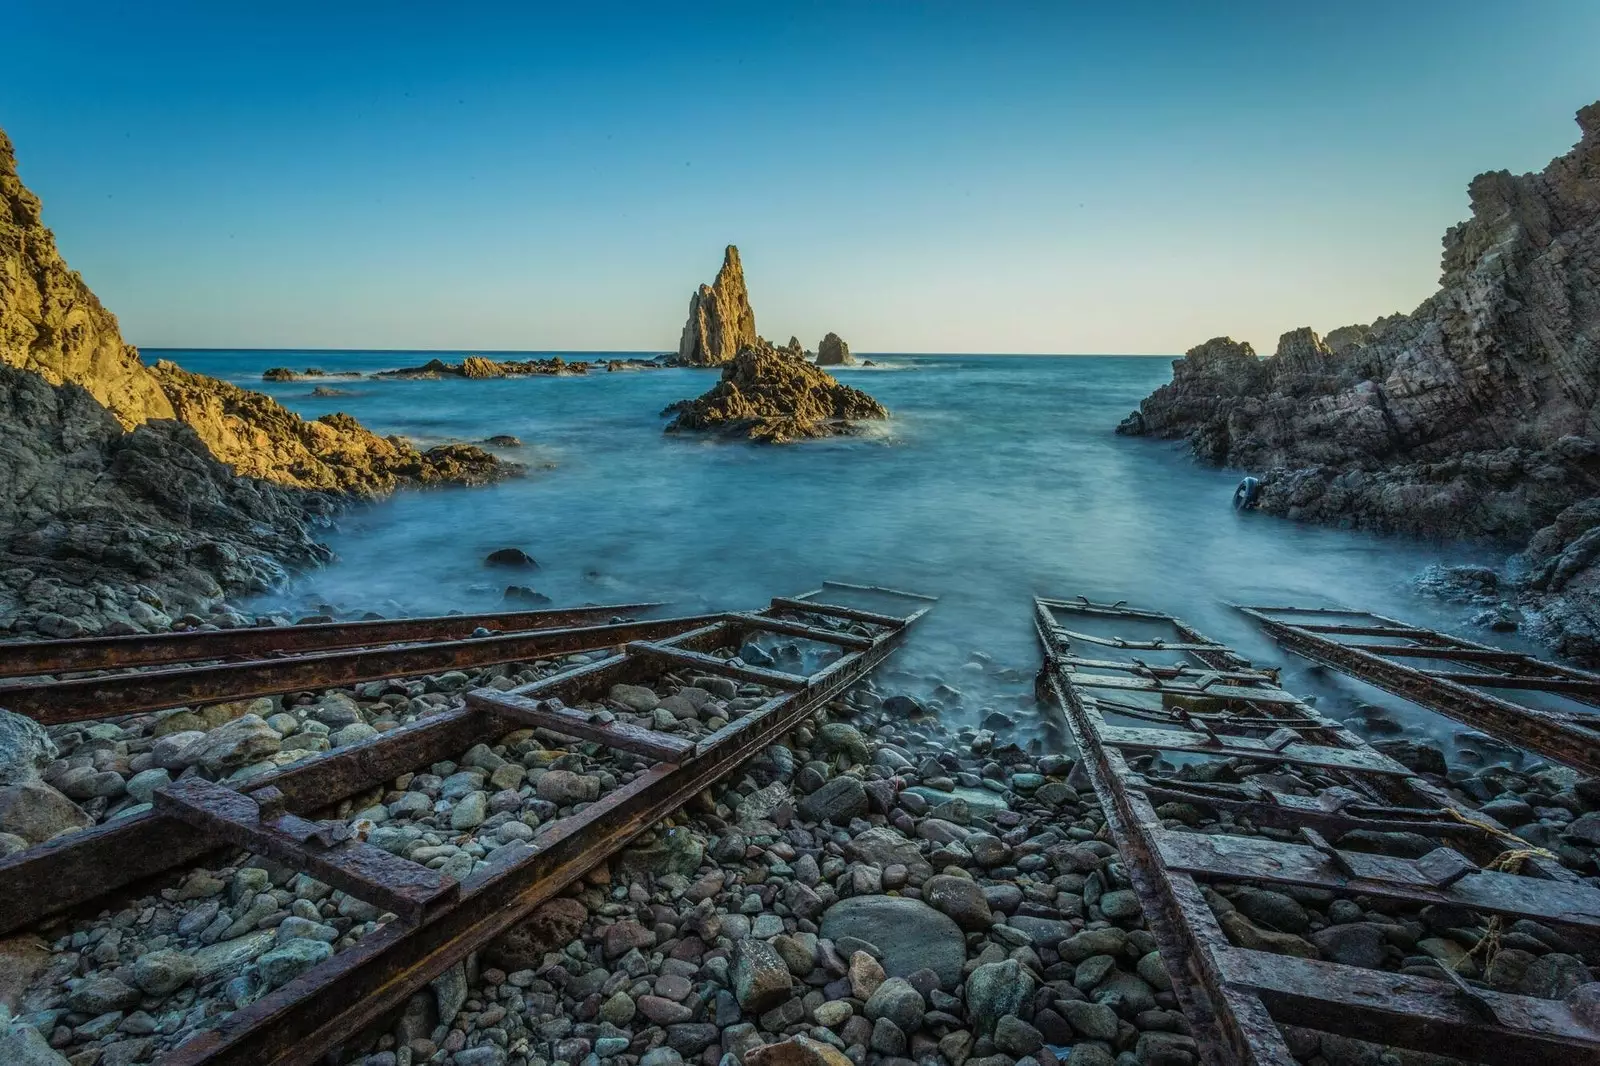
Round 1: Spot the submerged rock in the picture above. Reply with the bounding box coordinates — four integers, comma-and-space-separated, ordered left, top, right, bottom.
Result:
663, 347, 889, 443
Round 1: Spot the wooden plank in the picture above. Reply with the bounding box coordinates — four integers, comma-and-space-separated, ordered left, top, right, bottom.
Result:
1069, 670, 1301, 705
625, 641, 809, 690
1059, 656, 1274, 683
1422, 670, 1600, 697
1344, 643, 1531, 662
1155, 829, 1600, 930
153, 778, 458, 923
467, 690, 693, 760
1287, 623, 1430, 637
725, 612, 873, 649
1217, 948, 1600, 1066
769, 597, 904, 628
821, 580, 940, 602
1096, 724, 1414, 776
1051, 628, 1226, 653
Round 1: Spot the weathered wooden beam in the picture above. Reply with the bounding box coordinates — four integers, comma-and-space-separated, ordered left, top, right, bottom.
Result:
1097, 724, 1413, 776
724, 612, 873, 649
769, 597, 904, 628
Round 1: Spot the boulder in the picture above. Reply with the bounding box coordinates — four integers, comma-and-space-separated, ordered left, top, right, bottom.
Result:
819, 896, 965, 988
0, 710, 54, 784
193, 714, 281, 776
797, 775, 868, 824
965, 958, 1034, 1035
732, 938, 793, 1011
0, 780, 91, 843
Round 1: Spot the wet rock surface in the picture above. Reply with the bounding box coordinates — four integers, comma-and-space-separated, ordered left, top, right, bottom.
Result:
375, 356, 584, 380
678, 246, 760, 368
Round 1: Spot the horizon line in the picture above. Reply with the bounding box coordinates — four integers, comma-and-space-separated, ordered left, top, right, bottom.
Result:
139, 347, 1180, 358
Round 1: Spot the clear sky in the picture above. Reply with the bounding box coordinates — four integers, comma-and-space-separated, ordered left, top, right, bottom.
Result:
4, 2, 1597, 355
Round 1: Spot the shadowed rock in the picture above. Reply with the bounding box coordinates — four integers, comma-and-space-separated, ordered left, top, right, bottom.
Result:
662, 347, 888, 444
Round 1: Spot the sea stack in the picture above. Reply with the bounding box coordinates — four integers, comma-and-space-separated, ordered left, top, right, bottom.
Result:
816, 332, 855, 366
662, 347, 888, 443
678, 245, 759, 366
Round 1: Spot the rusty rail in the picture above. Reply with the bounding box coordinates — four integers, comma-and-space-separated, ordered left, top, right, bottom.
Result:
0, 583, 931, 1066
0, 610, 706, 725
1034, 596, 1600, 1066
1235, 604, 1600, 776
0, 602, 664, 679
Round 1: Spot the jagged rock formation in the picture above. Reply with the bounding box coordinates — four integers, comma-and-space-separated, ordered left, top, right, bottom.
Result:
153, 361, 500, 493
1118, 102, 1600, 660
1, 125, 504, 495
677, 246, 759, 366
374, 355, 584, 379
0, 131, 174, 428
816, 332, 854, 366
0, 365, 336, 636
662, 348, 888, 443
0, 126, 511, 637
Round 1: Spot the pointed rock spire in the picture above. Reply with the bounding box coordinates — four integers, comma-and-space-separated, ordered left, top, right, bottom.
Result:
678, 245, 759, 366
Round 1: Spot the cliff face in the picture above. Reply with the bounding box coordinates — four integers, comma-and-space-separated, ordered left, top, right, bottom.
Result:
1117, 102, 1600, 659
0, 126, 504, 493
678, 246, 760, 366
0, 131, 175, 427
662, 348, 888, 443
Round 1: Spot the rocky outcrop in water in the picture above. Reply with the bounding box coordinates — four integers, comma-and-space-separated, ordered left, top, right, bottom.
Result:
152, 361, 501, 493
678, 246, 760, 366
1117, 102, 1600, 660
817, 332, 855, 367
663, 347, 888, 443
374, 355, 584, 379
262, 368, 363, 382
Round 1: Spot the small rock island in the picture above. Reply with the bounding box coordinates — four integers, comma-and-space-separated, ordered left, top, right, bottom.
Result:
664, 247, 888, 442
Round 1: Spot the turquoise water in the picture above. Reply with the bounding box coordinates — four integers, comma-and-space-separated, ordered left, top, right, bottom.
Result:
151, 349, 1504, 744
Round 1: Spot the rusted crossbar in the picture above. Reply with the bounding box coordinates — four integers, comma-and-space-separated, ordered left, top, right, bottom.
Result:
0, 613, 714, 724
1236, 604, 1600, 775
0, 602, 662, 679
1035, 595, 1600, 1066
624, 640, 811, 689
469, 689, 694, 760
155, 584, 932, 1066
153, 778, 460, 924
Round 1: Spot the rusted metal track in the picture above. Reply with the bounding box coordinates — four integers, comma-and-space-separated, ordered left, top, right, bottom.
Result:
1236, 604, 1600, 776
1034, 596, 1600, 1066
0, 602, 663, 679
0, 612, 712, 725
149, 584, 931, 1066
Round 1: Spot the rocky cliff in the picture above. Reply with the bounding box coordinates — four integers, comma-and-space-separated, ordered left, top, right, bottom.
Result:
0, 127, 509, 637
1, 126, 503, 494
662, 347, 888, 443
1117, 102, 1600, 659
0, 131, 175, 428
0, 365, 335, 636
677, 245, 760, 366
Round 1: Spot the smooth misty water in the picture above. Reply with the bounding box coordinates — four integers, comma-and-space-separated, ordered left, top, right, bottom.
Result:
151, 349, 1517, 752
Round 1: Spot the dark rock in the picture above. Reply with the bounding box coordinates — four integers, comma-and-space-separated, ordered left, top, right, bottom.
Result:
484, 548, 537, 568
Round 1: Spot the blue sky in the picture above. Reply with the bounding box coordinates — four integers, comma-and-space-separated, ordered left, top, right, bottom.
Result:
5, 2, 1597, 354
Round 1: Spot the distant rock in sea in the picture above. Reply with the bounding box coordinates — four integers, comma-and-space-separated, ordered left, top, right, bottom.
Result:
1117, 100, 1600, 662
816, 332, 855, 366
662, 347, 888, 444
263, 367, 363, 382
677, 245, 760, 366
375, 355, 583, 379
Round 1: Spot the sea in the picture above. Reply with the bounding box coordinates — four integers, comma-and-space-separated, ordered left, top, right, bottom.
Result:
148, 349, 1522, 756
